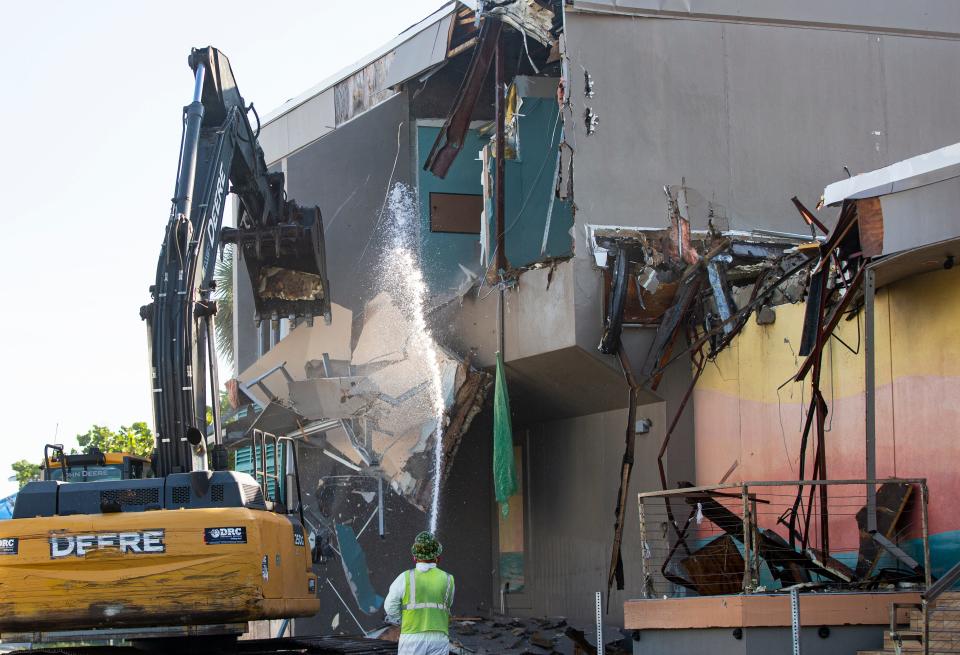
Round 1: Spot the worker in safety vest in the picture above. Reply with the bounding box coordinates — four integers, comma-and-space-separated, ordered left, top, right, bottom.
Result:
384, 531, 455, 655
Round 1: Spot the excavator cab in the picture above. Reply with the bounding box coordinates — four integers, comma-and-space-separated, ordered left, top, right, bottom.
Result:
41, 444, 152, 482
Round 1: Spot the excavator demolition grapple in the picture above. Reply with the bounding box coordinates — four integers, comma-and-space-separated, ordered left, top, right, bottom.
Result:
0, 47, 332, 646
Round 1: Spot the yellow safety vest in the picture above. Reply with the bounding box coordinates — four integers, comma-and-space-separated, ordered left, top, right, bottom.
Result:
400, 567, 454, 634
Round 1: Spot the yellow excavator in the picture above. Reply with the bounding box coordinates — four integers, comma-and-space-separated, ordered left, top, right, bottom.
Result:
0, 47, 329, 641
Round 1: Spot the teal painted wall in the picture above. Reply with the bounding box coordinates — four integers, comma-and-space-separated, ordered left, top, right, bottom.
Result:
417, 97, 573, 294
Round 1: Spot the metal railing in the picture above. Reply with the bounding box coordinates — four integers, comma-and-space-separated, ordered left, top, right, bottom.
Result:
250, 429, 306, 526
890, 518, 960, 655
252, 429, 283, 504
636, 478, 929, 599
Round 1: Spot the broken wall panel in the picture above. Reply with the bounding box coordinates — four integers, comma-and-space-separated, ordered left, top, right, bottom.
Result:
278, 289, 492, 507
334, 54, 399, 126
568, 0, 960, 37
680, 534, 745, 596
488, 0, 556, 46
238, 303, 353, 406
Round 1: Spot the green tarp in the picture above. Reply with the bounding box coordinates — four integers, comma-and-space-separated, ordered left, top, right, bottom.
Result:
494, 351, 517, 517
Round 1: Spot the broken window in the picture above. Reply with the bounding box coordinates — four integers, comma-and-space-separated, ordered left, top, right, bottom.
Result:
429, 192, 483, 234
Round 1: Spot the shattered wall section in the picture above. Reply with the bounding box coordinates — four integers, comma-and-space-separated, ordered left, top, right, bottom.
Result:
292, 405, 494, 636
281, 290, 491, 509
415, 85, 574, 299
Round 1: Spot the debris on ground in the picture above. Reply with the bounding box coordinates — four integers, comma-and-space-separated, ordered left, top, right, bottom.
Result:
447, 615, 628, 654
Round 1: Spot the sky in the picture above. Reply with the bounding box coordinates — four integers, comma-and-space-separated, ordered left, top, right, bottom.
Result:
0, 0, 452, 497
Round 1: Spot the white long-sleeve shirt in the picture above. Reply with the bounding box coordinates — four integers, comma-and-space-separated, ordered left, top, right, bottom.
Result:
384, 562, 453, 655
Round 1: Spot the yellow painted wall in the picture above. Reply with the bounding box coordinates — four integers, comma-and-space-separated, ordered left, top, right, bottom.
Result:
693, 265, 960, 537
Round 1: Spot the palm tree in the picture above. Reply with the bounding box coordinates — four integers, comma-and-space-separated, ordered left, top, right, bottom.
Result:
214, 246, 235, 372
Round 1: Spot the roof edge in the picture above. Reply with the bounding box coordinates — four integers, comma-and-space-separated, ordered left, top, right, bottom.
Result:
262, 1, 460, 126
567, 1, 960, 40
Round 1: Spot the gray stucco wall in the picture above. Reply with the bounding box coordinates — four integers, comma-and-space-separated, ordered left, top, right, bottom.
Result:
563, 12, 960, 234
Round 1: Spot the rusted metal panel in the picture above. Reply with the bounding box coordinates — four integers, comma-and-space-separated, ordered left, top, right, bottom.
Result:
568, 0, 960, 38
602, 270, 679, 324
856, 197, 885, 257
640, 272, 703, 382
487, 0, 556, 46
794, 265, 865, 382
429, 192, 483, 233
680, 534, 745, 596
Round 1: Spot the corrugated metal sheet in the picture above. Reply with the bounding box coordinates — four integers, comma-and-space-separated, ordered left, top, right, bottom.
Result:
569, 0, 960, 38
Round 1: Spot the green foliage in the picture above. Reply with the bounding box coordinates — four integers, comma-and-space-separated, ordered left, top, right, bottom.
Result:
11, 459, 40, 489
75, 422, 154, 458
214, 246, 235, 371
204, 391, 232, 427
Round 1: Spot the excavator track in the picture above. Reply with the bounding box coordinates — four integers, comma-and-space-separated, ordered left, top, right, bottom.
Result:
8, 636, 398, 655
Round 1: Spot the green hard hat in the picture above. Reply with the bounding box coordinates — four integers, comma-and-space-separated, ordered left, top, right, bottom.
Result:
411, 531, 442, 560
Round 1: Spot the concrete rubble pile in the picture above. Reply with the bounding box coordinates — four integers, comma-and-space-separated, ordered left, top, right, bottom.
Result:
238, 289, 492, 512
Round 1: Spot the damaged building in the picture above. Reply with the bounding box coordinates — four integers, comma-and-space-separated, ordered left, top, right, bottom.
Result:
221, 0, 960, 651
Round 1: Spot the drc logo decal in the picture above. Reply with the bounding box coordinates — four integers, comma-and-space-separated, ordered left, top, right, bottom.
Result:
0, 538, 18, 555
204, 527, 247, 545
49, 531, 165, 558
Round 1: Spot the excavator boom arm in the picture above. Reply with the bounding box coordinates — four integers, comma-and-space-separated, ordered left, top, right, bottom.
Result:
142, 47, 330, 477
